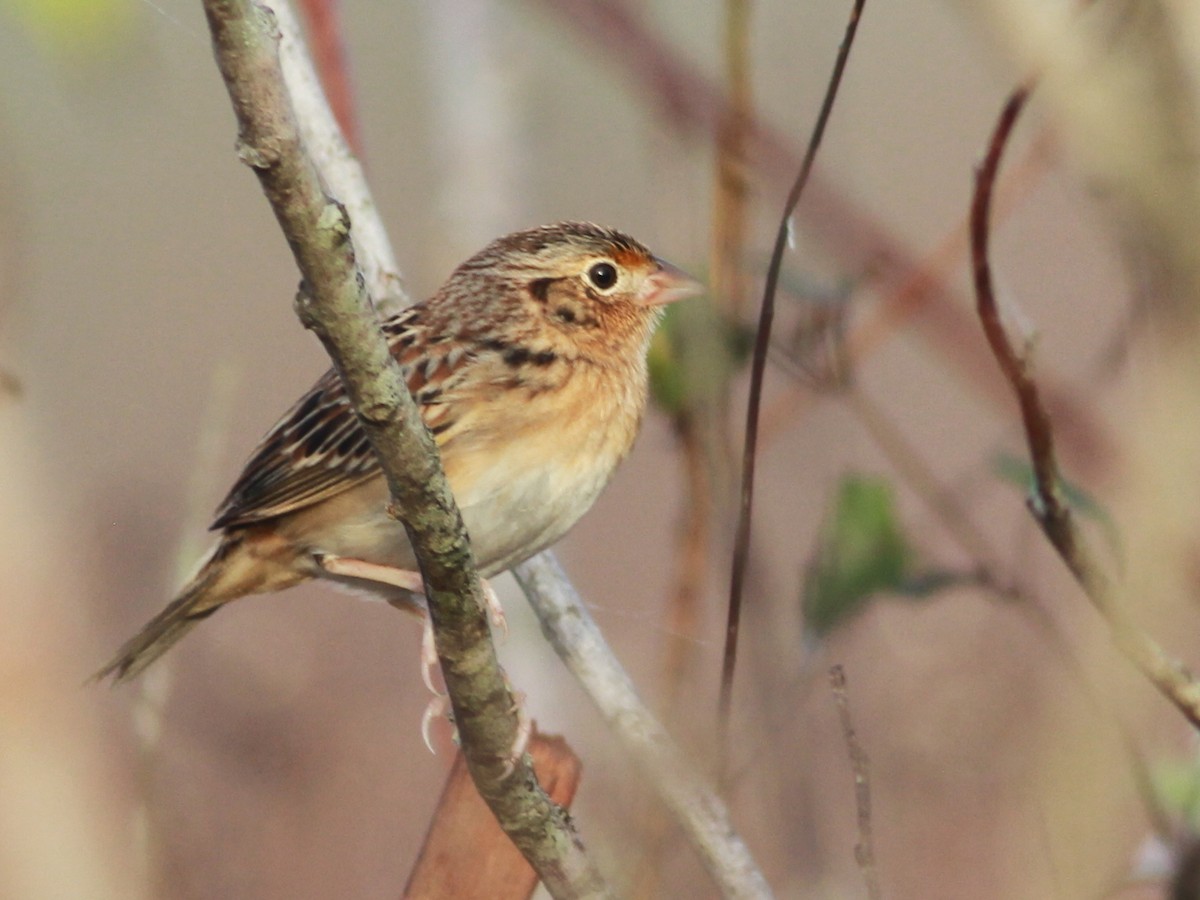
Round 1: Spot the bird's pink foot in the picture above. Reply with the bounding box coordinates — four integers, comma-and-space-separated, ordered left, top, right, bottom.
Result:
421, 693, 452, 755
480, 579, 507, 637
419, 612, 444, 696
316, 553, 506, 634
315, 553, 513, 757
315, 554, 426, 593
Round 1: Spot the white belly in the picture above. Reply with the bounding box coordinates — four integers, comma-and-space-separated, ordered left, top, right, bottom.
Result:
457, 453, 611, 576
287, 365, 642, 591
292, 424, 624, 580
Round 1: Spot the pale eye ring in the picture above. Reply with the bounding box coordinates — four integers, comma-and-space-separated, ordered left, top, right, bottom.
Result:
586, 261, 618, 291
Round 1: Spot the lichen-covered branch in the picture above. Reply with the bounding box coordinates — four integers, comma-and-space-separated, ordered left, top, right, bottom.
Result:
198, 1, 608, 895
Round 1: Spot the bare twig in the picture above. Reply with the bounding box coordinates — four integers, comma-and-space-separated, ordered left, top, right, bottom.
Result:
295, 0, 362, 156
971, 90, 1063, 526
662, 415, 715, 711
971, 85, 1200, 729
711, 0, 753, 318
271, 0, 405, 313
829, 665, 881, 900
199, 2, 608, 895
722, 0, 866, 771
513, 552, 773, 900
654, 0, 749, 732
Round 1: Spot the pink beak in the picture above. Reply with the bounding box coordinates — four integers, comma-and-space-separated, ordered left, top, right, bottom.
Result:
636, 258, 705, 306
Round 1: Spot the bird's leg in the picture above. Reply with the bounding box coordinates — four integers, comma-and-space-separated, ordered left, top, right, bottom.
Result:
315, 553, 444, 693
316, 553, 511, 755
315, 554, 426, 593
315, 554, 507, 632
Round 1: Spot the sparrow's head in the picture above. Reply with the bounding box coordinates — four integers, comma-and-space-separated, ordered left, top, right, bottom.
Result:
441, 222, 703, 359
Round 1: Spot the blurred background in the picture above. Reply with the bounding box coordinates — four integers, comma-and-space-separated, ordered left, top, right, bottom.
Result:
2, 0, 1198, 897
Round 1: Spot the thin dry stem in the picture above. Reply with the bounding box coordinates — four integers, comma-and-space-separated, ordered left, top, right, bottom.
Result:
829, 666, 881, 900
656, 0, 754, 744
663, 415, 714, 710
723, 0, 867, 775
295, 0, 362, 156
711, 0, 753, 318
269, 0, 405, 313
971, 84, 1200, 730
514, 552, 773, 900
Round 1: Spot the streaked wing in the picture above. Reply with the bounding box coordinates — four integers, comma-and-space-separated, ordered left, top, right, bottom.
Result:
210, 309, 464, 529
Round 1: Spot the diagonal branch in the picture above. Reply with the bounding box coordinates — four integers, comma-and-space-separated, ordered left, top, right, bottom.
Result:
198, 1, 609, 895
295, 0, 363, 157
513, 552, 773, 900
971, 84, 1200, 730
272, 0, 404, 312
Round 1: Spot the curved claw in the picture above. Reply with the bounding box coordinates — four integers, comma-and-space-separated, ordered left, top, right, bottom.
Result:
481, 578, 507, 639
420, 614, 447, 697
421, 694, 451, 755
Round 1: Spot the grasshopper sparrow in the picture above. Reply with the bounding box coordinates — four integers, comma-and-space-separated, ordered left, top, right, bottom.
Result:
98, 222, 701, 683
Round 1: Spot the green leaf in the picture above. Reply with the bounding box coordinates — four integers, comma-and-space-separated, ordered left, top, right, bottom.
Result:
1152, 758, 1200, 831
991, 452, 1122, 564
647, 295, 750, 418
647, 309, 688, 418
4, 0, 136, 58
804, 475, 910, 636
991, 452, 1107, 520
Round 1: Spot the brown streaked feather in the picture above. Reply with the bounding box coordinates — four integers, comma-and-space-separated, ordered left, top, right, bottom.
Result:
211, 310, 467, 529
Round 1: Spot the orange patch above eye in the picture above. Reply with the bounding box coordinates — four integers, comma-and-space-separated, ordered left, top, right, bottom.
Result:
607, 247, 651, 270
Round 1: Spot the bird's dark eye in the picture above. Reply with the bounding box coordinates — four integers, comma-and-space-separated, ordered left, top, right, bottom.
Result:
586, 261, 618, 291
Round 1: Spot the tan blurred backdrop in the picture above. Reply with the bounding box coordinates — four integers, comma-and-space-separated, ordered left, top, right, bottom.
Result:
0, 1, 1188, 898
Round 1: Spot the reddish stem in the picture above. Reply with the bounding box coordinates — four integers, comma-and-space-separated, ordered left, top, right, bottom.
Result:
297, 0, 363, 157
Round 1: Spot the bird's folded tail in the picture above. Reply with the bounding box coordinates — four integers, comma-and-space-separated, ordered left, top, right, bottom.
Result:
93, 539, 239, 685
